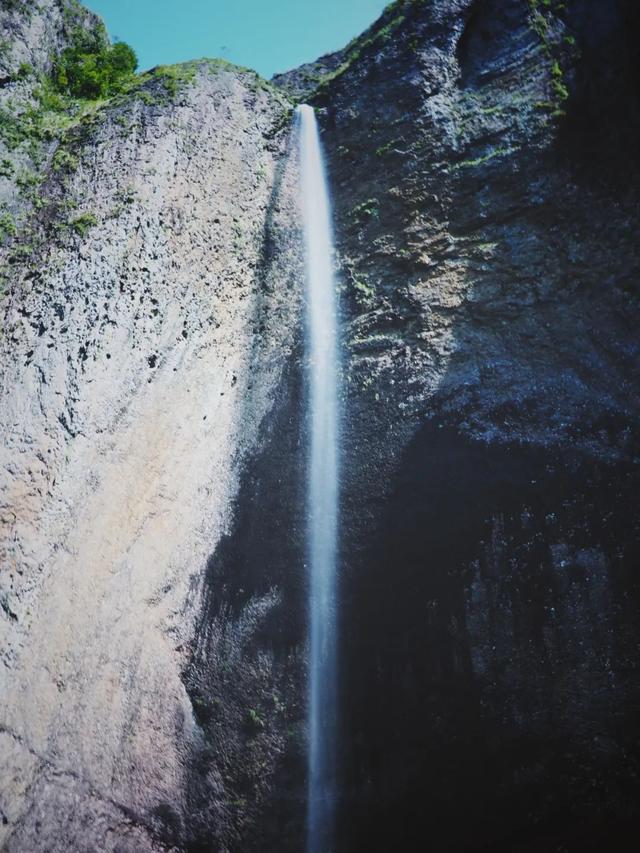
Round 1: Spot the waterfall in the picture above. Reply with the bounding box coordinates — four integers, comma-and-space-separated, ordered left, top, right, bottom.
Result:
297, 104, 340, 853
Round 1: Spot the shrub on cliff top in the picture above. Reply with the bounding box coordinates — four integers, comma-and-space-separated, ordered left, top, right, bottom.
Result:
54, 31, 138, 100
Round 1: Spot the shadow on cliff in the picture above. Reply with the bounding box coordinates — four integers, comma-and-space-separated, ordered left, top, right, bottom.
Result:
338, 423, 640, 852
179, 126, 308, 853
330, 0, 640, 851
559, 0, 640, 174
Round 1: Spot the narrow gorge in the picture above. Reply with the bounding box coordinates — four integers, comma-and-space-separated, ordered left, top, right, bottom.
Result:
1, 1, 639, 851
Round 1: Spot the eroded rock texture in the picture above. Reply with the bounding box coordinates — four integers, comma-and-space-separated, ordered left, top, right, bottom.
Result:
297, 0, 640, 850
1, 4, 305, 851
1, 0, 639, 851
0, 0, 99, 79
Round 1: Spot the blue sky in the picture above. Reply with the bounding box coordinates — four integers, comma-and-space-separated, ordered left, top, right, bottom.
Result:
84, 0, 390, 79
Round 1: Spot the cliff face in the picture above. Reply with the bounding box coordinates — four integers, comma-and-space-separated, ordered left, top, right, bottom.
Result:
308, 0, 639, 452
0, 0, 101, 79
1, 0, 640, 851
0, 0, 107, 226
296, 0, 640, 850
1, 4, 305, 851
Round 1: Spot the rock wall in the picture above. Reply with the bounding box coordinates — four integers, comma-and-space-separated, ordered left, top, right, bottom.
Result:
288, 0, 640, 849
0, 0, 101, 80
0, 7, 305, 848
1, 0, 640, 851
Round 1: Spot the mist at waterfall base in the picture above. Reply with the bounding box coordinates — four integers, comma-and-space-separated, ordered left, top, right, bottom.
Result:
297, 104, 340, 853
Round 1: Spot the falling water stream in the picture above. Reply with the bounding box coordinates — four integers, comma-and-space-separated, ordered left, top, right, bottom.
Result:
297, 104, 340, 853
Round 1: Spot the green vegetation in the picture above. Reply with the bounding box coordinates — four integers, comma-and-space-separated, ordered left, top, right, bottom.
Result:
8, 242, 33, 263
375, 141, 394, 157
354, 279, 375, 299
0, 108, 28, 150
451, 146, 519, 171
112, 57, 275, 111
527, 0, 574, 115
34, 76, 68, 113
551, 60, 569, 102
246, 708, 264, 731
110, 61, 204, 109
349, 198, 380, 223
70, 212, 98, 236
478, 104, 505, 116
138, 63, 197, 101
352, 277, 376, 306
0, 159, 14, 178
0, 81, 101, 152
0, 213, 17, 241
16, 170, 41, 193
54, 27, 138, 99
52, 148, 79, 172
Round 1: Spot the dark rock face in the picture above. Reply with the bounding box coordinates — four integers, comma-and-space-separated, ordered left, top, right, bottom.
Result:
272, 49, 347, 102
183, 360, 308, 853
284, 0, 640, 849
339, 429, 640, 851
316, 0, 639, 453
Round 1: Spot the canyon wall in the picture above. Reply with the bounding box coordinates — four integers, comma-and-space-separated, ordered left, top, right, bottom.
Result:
290, 0, 640, 849
1, 0, 639, 851
1, 3, 305, 850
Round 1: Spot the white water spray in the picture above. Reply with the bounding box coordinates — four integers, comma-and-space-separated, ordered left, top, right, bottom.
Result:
297, 104, 340, 853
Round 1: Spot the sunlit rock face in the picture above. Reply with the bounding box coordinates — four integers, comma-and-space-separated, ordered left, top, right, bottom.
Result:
0, 1, 108, 228
0, 0, 101, 79
0, 7, 305, 848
